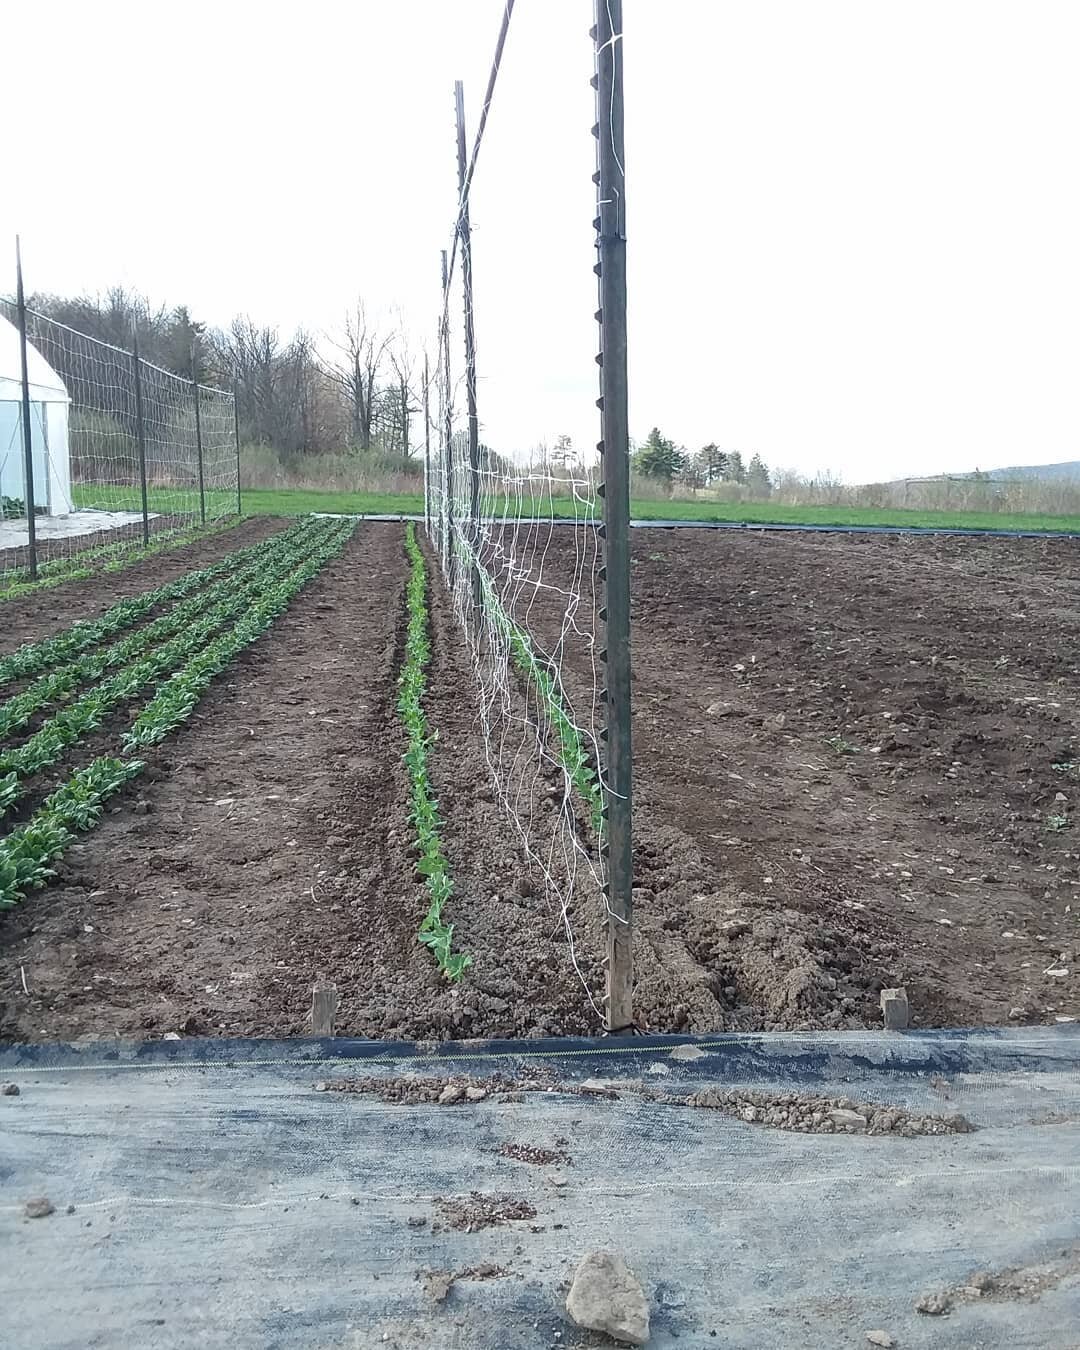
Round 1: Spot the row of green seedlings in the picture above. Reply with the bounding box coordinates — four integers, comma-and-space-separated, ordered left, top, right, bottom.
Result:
0, 518, 355, 911
399, 524, 471, 980
475, 563, 605, 837
0, 520, 341, 820
0, 521, 319, 742
0, 517, 239, 603
0, 520, 304, 687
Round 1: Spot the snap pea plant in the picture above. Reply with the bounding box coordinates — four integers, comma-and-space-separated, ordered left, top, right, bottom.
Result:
477, 567, 604, 836
398, 523, 471, 981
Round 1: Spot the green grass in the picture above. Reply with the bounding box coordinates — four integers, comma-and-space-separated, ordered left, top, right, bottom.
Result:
75, 483, 1080, 532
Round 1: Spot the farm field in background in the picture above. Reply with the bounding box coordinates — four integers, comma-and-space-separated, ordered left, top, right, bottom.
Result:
77, 483, 1080, 533
0, 518, 1076, 1042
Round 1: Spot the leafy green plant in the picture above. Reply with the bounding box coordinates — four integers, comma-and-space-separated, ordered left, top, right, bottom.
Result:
0, 517, 238, 603
0, 522, 343, 818
475, 567, 604, 836
0, 520, 355, 918
398, 523, 471, 981
826, 735, 860, 754
0, 522, 306, 686
0, 757, 143, 910
124, 520, 355, 749
1045, 814, 1070, 832
0, 519, 327, 744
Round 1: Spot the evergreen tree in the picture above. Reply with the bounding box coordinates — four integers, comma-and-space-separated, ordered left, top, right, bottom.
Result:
747, 452, 772, 494
633, 427, 684, 484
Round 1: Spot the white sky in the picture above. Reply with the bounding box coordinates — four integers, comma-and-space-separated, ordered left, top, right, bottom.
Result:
3, 0, 1078, 482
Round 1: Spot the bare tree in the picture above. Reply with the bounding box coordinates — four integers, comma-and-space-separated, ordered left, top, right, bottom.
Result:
324, 303, 391, 451
388, 336, 421, 463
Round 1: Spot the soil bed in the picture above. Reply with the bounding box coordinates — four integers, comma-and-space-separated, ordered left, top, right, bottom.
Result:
519, 526, 1080, 1031
1, 523, 1077, 1041
0, 515, 285, 655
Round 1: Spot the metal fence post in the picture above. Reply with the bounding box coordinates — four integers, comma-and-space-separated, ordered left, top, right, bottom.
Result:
441, 248, 455, 582
191, 342, 206, 525
14, 237, 38, 580
131, 331, 151, 545
232, 380, 242, 516
593, 0, 634, 1033
454, 80, 483, 618
423, 352, 432, 536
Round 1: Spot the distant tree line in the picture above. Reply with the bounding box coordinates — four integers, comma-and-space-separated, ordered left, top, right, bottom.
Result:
26, 287, 427, 469
633, 428, 772, 494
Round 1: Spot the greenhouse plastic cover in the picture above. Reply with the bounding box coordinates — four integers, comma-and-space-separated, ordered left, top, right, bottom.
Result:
1, 1027, 1078, 1349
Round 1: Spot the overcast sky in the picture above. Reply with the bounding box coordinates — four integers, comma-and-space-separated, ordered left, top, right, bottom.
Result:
3, 0, 1078, 482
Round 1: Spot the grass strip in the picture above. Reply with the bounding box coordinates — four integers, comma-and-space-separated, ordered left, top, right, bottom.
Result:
0, 521, 355, 914
399, 523, 471, 981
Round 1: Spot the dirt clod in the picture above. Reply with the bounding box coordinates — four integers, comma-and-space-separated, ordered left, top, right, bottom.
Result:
684, 1086, 973, 1136
435, 1192, 537, 1233
498, 1142, 569, 1167
24, 1197, 55, 1219
1, 1083, 19, 1096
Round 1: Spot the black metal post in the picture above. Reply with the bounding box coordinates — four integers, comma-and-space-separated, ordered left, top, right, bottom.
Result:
191, 342, 206, 525
131, 331, 150, 545
455, 80, 482, 616
423, 352, 432, 537
441, 249, 455, 581
14, 237, 38, 580
232, 380, 242, 516
593, 0, 633, 1032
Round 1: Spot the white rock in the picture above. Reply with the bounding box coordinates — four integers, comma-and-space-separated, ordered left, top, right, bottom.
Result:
828, 1108, 867, 1130
865, 1333, 895, 1348
566, 1251, 650, 1346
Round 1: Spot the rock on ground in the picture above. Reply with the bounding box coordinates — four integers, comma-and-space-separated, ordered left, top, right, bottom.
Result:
566, 1250, 650, 1346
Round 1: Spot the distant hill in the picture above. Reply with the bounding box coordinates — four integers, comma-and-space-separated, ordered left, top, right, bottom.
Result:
986, 461, 1080, 482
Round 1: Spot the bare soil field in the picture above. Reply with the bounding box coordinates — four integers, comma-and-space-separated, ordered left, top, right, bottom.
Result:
525, 527, 1080, 1031
1, 521, 1077, 1042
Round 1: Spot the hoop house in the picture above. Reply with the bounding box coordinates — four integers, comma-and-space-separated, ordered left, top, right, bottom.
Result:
0, 313, 73, 515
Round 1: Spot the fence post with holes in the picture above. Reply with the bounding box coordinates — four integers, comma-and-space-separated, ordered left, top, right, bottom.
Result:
593, 0, 633, 1033
454, 80, 482, 618
191, 342, 206, 525
423, 352, 432, 536
441, 248, 455, 582
232, 380, 242, 516
131, 331, 150, 545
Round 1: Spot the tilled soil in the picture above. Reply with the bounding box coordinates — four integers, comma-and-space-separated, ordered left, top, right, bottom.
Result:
2, 521, 1078, 1041
521, 526, 1080, 1031
0, 515, 285, 654
0, 523, 601, 1042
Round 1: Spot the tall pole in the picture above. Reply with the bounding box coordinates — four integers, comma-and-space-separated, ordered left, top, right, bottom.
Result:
593, 0, 633, 1033
455, 80, 482, 616
191, 341, 206, 525
423, 352, 432, 537
232, 380, 243, 516
131, 331, 151, 545
14, 237, 38, 580
441, 248, 454, 581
